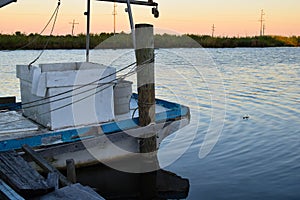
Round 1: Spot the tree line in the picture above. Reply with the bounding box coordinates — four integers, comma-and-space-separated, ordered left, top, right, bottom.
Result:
0, 31, 299, 50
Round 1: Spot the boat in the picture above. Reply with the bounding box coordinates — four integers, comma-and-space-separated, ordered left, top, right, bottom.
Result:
0, 0, 190, 170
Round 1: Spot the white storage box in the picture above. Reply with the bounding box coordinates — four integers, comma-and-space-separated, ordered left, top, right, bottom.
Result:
17, 62, 115, 130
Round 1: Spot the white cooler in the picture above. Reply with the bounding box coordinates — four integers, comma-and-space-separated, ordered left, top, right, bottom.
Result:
17, 62, 116, 130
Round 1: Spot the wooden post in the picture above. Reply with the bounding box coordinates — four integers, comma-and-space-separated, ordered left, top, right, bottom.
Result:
66, 159, 76, 184
135, 24, 156, 153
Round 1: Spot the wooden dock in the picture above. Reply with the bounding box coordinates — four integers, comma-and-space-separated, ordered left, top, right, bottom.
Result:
0, 151, 54, 197
0, 146, 104, 200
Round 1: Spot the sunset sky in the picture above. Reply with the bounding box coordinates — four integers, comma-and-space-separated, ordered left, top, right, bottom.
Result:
0, 0, 299, 36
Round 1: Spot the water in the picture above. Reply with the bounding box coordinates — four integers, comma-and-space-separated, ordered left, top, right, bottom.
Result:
1, 47, 299, 199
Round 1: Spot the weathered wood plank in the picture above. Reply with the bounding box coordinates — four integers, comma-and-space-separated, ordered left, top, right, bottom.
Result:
46, 173, 59, 190
0, 151, 53, 197
39, 183, 105, 200
0, 179, 25, 200
22, 145, 72, 187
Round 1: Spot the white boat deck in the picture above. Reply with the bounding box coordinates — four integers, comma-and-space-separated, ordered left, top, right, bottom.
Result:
0, 99, 170, 141
0, 111, 38, 134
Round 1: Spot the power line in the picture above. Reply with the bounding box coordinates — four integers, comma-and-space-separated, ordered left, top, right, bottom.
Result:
1, 0, 61, 52
28, 0, 61, 67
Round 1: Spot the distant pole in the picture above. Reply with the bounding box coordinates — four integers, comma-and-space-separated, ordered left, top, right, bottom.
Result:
84, 0, 91, 62
212, 24, 215, 37
135, 24, 156, 153
113, 2, 117, 35
263, 23, 266, 36
259, 9, 265, 36
69, 19, 79, 36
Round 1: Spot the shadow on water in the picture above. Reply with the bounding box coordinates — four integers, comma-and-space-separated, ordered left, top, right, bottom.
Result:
75, 158, 190, 200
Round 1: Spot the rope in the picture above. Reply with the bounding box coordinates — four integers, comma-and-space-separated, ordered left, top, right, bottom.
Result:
0, 57, 154, 126
22, 61, 137, 109
18, 55, 153, 110
0, 70, 131, 126
0, 53, 155, 127
28, 0, 61, 67
1, 0, 61, 52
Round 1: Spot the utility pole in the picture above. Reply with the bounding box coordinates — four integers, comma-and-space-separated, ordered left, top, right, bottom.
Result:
69, 19, 79, 36
259, 9, 265, 36
212, 24, 215, 37
112, 2, 117, 35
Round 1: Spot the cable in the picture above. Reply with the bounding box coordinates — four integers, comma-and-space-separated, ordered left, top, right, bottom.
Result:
21, 61, 137, 109
18, 56, 152, 110
0, 55, 156, 126
0, 67, 135, 126
28, 0, 61, 67
0, 0, 61, 52
0, 61, 137, 112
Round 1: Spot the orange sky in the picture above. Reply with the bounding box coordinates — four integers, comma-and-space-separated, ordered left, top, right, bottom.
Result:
0, 0, 299, 36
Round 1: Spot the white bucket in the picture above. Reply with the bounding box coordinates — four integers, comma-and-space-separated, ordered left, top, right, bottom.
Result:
114, 80, 133, 115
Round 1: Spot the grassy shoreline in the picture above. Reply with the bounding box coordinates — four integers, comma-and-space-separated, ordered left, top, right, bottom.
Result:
0, 32, 299, 50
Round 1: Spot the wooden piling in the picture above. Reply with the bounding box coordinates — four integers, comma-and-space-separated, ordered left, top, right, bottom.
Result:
66, 159, 77, 184
135, 23, 156, 153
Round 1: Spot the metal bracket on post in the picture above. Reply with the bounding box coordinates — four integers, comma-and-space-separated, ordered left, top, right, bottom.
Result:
98, 0, 157, 7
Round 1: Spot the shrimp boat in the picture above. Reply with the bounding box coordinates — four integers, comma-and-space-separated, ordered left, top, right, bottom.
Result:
0, 0, 190, 169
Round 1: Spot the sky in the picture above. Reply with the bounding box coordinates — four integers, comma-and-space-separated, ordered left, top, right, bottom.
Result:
0, 0, 299, 36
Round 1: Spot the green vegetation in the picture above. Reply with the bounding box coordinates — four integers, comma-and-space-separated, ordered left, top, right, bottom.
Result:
0, 32, 299, 50
187, 35, 300, 48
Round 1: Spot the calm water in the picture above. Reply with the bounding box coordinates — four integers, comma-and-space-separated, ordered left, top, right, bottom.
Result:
1, 47, 299, 199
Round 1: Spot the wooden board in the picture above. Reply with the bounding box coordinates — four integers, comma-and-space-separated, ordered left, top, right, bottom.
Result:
0, 151, 54, 197
0, 179, 25, 200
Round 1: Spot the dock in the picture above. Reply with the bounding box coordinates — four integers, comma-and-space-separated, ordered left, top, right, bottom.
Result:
0, 145, 104, 200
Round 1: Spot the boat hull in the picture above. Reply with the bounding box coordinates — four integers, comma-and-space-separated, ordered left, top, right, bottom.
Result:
24, 117, 189, 169
1, 95, 190, 170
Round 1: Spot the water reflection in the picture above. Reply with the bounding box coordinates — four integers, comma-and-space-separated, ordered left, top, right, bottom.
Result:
76, 159, 189, 200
